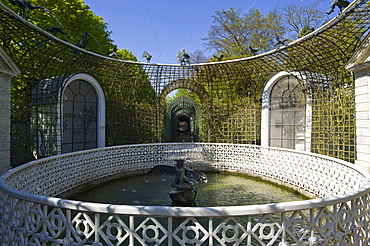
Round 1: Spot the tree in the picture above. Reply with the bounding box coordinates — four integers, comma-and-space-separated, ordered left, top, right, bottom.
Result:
3, 0, 136, 59
203, 8, 286, 59
190, 50, 208, 64
110, 47, 138, 61
203, 2, 325, 59
282, 0, 325, 39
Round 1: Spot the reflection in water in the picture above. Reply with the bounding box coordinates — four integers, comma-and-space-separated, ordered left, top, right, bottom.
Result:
70, 172, 308, 206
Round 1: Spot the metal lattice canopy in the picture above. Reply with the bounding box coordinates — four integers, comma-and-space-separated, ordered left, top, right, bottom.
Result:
1, 1, 369, 165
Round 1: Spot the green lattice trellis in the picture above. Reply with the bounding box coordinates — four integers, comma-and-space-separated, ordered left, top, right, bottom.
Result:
0, 1, 369, 165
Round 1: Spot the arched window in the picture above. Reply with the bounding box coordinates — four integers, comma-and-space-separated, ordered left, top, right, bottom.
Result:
61, 74, 105, 153
269, 76, 305, 149
262, 72, 308, 151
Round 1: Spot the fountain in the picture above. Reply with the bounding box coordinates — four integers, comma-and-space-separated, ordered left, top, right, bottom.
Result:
1, 143, 369, 245
70, 170, 309, 207
1, 1, 370, 244
148, 159, 208, 206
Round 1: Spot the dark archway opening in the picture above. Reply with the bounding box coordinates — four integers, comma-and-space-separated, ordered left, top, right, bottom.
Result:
173, 115, 191, 141
166, 93, 201, 142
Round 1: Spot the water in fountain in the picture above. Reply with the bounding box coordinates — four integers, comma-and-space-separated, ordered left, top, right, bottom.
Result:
69, 172, 308, 206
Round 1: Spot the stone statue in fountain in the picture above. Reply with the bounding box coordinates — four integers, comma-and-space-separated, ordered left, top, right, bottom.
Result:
326, 0, 350, 15
149, 159, 207, 206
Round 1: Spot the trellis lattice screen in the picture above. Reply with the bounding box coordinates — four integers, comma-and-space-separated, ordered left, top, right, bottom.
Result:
0, 1, 369, 165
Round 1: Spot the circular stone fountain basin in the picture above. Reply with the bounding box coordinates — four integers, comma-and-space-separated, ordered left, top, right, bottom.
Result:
1, 143, 370, 245
70, 172, 308, 206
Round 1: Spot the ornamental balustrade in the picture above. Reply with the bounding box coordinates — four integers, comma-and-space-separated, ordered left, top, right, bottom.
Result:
1, 143, 370, 245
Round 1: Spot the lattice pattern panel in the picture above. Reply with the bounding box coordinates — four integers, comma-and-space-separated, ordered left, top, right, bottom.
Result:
1, 188, 370, 245
1, 1, 370, 165
310, 87, 356, 163
1, 143, 370, 245
3, 143, 368, 198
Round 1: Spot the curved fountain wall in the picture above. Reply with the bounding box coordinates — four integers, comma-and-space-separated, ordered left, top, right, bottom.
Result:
1, 143, 370, 245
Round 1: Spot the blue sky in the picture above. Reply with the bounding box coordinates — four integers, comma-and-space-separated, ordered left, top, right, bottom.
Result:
84, 0, 333, 64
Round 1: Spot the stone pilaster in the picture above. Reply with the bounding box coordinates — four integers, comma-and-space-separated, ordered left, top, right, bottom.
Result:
0, 45, 21, 174
353, 68, 370, 172
346, 37, 370, 172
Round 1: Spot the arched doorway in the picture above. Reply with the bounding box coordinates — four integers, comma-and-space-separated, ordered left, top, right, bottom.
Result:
62, 74, 105, 153
166, 96, 201, 142
176, 115, 190, 136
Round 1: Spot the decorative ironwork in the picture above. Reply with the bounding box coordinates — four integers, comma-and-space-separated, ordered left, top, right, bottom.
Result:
0, 0, 369, 166
1, 143, 370, 245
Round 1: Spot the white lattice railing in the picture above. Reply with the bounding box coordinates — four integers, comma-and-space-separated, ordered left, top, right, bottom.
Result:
1, 143, 370, 245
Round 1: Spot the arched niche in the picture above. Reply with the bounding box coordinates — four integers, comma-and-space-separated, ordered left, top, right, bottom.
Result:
261, 71, 311, 151
61, 73, 105, 153
32, 73, 105, 157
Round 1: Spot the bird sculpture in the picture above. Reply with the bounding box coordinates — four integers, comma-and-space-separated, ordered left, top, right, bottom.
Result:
75, 32, 88, 49
9, 0, 45, 17
177, 49, 190, 65
149, 159, 207, 206
109, 46, 119, 57
275, 36, 289, 47
249, 46, 259, 56
326, 0, 350, 15
213, 54, 224, 61
9, 0, 45, 10
142, 51, 152, 63
46, 27, 66, 36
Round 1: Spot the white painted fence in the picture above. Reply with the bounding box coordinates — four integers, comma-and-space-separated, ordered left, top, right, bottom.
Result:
1, 143, 369, 245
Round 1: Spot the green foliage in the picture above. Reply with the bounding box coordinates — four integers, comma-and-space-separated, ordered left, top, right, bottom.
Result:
170, 89, 200, 104
311, 86, 355, 162
282, 0, 325, 39
203, 8, 285, 58
115, 48, 137, 61
202, 99, 261, 144
203, 2, 325, 59
298, 25, 315, 38
3, 0, 136, 59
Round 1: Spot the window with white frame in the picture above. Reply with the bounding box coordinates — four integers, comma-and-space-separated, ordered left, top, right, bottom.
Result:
269, 75, 306, 150
262, 72, 308, 151
61, 74, 105, 154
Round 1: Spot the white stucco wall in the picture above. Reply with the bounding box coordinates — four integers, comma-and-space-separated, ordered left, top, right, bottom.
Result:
352, 68, 370, 172
345, 36, 370, 173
